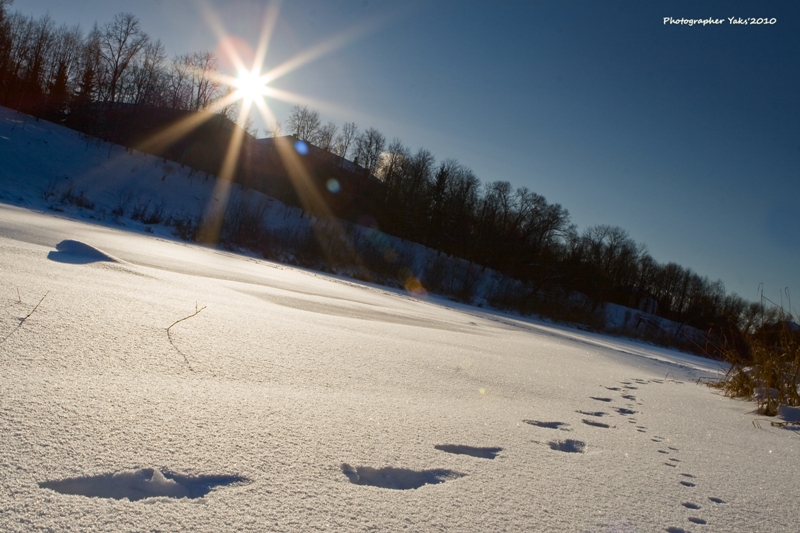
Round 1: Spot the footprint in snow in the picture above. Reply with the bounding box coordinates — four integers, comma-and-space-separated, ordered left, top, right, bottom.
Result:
581, 419, 612, 429
669, 458, 680, 463
547, 439, 586, 453
341, 464, 463, 490
665, 462, 677, 468
665, 527, 690, 533
708, 497, 725, 504
682, 502, 701, 509
38, 468, 246, 501
668, 446, 678, 451
680, 473, 694, 478
576, 410, 608, 417
524, 420, 571, 431
658, 450, 669, 454
434, 444, 502, 459
613, 407, 637, 415
605, 387, 621, 391
621, 394, 637, 400
687, 517, 706, 525
680, 481, 696, 487
590, 397, 613, 402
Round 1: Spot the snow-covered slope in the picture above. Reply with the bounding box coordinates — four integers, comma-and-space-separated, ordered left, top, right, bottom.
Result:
1, 109, 798, 532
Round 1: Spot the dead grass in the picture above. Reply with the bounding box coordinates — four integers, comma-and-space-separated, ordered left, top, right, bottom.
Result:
709, 319, 800, 416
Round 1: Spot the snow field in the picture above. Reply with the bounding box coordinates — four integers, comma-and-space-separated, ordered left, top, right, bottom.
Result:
0, 207, 798, 531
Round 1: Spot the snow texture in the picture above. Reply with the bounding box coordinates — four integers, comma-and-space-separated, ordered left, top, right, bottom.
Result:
0, 108, 798, 531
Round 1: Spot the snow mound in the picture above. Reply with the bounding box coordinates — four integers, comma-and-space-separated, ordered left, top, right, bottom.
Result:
341, 463, 463, 490
38, 468, 246, 501
47, 239, 118, 264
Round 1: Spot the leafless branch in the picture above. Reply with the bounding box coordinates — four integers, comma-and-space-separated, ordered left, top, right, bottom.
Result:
166, 302, 206, 370
1, 292, 48, 345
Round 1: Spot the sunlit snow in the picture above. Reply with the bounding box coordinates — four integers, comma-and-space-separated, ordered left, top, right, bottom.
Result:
0, 107, 798, 531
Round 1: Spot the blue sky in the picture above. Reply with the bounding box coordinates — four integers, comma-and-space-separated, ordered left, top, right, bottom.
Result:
18, 0, 800, 309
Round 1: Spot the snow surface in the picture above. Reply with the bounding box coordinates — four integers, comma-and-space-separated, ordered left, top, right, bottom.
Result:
1, 108, 799, 531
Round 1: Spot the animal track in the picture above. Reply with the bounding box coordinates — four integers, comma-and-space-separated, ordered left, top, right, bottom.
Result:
665, 462, 677, 467
621, 394, 637, 400
669, 458, 680, 463
614, 407, 637, 415
434, 444, 502, 459
680, 481, 696, 487
577, 410, 607, 417
658, 450, 669, 454
341, 464, 463, 490
708, 497, 724, 504
688, 517, 706, 525
524, 420, 570, 431
668, 447, 678, 451
548, 439, 586, 453
39, 468, 246, 501
605, 387, 621, 391
590, 397, 613, 402
582, 419, 611, 428
682, 502, 701, 509
665, 527, 690, 533
680, 473, 694, 478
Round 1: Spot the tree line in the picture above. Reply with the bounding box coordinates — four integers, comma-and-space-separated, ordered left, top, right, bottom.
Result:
0, 5, 255, 130
0, 2, 784, 350
282, 101, 773, 340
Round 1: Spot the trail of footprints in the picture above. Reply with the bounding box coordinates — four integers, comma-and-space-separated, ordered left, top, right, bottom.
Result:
525, 377, 727, 531
39, 372, 727, 531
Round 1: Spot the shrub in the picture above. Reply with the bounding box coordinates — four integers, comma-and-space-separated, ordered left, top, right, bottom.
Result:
709, 318, 800, 416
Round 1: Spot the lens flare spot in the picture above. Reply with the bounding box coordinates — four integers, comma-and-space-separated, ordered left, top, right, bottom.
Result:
294, 140, 309, 155
326, 179, 341, 193
404, 276, 427, 297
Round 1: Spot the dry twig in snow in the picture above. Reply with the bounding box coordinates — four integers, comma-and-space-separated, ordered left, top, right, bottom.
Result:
167, 302, 207, 370
1, 292, 48, 345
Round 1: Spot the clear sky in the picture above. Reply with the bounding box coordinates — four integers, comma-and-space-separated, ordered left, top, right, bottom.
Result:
17, 0, 800, 310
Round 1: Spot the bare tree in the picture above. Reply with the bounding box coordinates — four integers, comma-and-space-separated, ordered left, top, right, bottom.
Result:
286, 104, 320, 141
376, 137, 408, 191
333, 121, 357, 160
314, 121, 337, 152
98, 12, 148, 104
353, 127, 385, 175
166, 53, 191, 109
128, 38, 165, 106
265, 120, 282, 138
186, 51, 218, 111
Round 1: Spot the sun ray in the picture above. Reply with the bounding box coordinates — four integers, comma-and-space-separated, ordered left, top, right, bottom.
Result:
135, 0, 399, 257
263, 11, 393, 84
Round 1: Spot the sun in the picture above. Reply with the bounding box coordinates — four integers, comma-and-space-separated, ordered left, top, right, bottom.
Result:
233, 68, 269, 105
